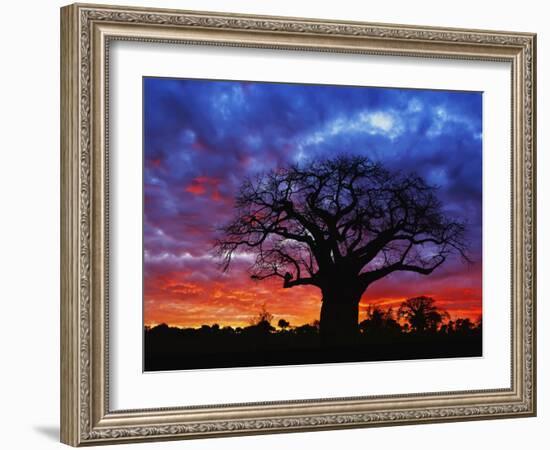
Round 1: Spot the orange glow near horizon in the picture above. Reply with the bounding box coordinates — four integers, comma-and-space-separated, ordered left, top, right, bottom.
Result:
144, 263, 482, 329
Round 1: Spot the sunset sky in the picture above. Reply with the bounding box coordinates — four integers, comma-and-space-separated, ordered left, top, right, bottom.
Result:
143, 77, 482, 328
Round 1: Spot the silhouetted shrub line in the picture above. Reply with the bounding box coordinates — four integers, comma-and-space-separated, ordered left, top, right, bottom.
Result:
144, 298, 481, 371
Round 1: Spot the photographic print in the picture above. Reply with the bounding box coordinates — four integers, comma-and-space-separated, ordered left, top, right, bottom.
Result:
143, 77, 483, 371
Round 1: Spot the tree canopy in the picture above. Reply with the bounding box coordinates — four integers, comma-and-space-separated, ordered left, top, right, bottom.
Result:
216, 154, 469, 293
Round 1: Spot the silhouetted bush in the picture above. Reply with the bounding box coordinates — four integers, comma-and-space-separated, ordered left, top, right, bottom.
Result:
144, 300, 482, 371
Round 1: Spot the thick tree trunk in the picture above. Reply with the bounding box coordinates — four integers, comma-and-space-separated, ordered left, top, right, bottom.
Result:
319, 283, 363, 347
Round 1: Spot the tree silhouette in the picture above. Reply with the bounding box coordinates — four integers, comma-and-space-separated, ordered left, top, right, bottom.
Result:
398, 296, 450, 333
216, 155, 468, 346
277, 318, 290, 330
253, 304, 273, 322
454, 318, 474, 332
359, 305, 401, 335
248, 304, 275, 334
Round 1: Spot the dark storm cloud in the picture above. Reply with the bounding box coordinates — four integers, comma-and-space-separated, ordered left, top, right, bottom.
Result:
144, 77, 482, 260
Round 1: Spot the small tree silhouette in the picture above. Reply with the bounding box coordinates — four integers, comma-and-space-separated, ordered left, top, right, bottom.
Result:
359, 305, 401, 335
249, 304, 275, 334
217, 155, 469, 346
250, 303, 273, 324
398, 296, 449, 333
277, 318, 290, 330
454, 318, 475, 334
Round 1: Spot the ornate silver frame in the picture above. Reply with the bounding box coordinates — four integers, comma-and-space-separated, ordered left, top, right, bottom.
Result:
60, 3, 536, 446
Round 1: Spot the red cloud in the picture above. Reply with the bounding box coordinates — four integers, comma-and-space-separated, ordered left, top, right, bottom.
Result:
185, 184, 206, 195
211, 189, 222, 201
144, 245, 482, 328
145, 266, 482, 328
185, 176, 222, 196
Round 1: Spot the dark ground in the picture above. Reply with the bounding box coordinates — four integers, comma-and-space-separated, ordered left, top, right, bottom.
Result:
144, 324, 482, 371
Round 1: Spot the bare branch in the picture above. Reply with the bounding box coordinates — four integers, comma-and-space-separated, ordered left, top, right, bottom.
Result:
215, 155, 470, 292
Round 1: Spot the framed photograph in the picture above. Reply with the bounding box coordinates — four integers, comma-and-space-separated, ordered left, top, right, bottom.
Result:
60, 3, 536, 446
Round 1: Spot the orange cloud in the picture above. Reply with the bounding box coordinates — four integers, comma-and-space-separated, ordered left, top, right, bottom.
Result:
144, 266, 482, 329
144, 255, 482, 329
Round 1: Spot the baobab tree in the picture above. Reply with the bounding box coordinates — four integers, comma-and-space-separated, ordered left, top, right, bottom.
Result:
216, 155, 469, 346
